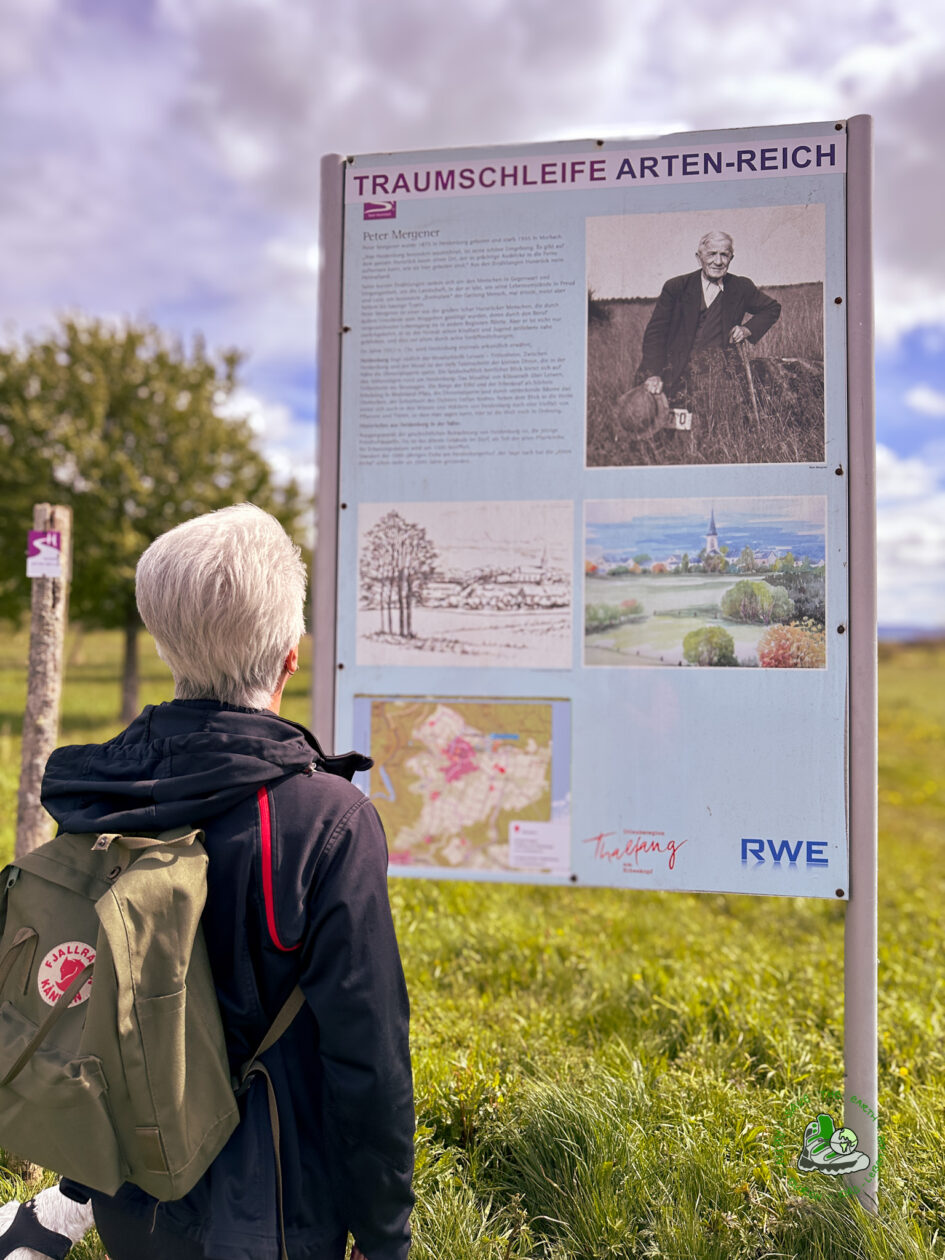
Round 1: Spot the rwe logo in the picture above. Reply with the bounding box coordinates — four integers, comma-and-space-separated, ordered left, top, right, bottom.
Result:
741, 838, 828, 867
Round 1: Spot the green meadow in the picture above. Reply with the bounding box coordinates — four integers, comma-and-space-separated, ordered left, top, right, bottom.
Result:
585, 572, 783, 666
586, 286, 826, 468
0, 629, 943, 1258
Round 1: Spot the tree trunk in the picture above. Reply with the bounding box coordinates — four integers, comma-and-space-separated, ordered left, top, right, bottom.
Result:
16, 504, 72, 858
121, 604, 140, 724
397, 569, 406, 637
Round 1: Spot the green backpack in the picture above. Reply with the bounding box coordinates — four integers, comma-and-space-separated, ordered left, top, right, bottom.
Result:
0, 826, 303, 1201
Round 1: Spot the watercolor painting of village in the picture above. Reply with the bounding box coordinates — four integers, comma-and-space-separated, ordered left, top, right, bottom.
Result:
584, 497, 828, 668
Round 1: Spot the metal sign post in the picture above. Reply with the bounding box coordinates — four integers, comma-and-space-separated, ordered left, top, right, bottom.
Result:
313, 154, 346, 743
843, 113, 879, 1207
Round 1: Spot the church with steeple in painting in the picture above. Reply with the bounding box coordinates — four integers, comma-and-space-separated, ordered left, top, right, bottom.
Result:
705, 508, 721, 557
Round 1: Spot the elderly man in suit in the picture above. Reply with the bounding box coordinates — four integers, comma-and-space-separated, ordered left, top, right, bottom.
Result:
638, 231, 781, 405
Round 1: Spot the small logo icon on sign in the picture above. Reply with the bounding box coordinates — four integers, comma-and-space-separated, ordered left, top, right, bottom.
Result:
26, 531, 63, 579
364, 201, 397, 220
38, 941, 95, 1007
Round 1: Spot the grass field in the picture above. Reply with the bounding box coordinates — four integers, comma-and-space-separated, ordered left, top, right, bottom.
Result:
586, 286, 826, 468
1, 629, 943, 1258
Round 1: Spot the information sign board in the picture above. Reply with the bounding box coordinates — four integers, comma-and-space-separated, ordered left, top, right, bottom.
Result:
318, 120, 863, 899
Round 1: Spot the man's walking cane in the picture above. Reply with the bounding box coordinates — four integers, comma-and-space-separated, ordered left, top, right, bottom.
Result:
737, 339, 762, 428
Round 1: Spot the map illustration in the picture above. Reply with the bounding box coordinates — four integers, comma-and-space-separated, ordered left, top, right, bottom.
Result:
353, 698, 571, 873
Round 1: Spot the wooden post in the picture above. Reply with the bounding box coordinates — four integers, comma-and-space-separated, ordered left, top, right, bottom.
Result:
16, 503, 72, 858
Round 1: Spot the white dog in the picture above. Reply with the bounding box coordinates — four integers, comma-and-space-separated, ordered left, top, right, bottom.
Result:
0, 1185, 95, 1259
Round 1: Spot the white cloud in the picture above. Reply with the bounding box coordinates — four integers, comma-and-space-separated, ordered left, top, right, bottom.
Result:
216, 386, 316, 509
0, 0, 56, 78
905, 384, 945, 418
268, 450, 317, 504
216, 387, 294, 441
876, 444, 945, 627
29, 2, 945, 356
876, 443, 938, 502
874, 273, 945, 348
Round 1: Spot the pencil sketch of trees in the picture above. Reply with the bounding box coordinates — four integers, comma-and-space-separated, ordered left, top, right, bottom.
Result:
356, 500, 573, 669
360, 510, 438, 638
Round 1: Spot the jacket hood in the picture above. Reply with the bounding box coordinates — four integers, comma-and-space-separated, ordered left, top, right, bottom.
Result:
41, 700, 323, 834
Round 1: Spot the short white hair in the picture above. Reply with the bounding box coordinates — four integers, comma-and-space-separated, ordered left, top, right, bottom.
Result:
136, 504, 307, 710
697, 231, 734, 255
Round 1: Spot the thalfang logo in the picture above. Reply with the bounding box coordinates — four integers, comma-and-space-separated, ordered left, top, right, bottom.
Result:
38, 942, 95, 1007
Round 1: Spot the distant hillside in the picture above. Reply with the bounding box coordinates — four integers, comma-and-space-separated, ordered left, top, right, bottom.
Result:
878, 625, 945, 642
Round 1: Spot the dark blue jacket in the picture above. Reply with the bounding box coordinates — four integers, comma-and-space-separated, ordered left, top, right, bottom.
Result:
41, 700, 414, 1260
638, 269, 782, 394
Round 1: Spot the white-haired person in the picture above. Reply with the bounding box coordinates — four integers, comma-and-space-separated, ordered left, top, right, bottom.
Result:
32, 504, 414, 1260
637, 229, 781, 407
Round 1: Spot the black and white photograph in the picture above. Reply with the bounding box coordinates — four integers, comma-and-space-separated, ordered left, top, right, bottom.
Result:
586, 204, 826, 468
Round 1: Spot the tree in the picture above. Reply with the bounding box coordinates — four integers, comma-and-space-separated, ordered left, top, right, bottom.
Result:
758, 622, 826, 668
739, 546, 755, 572
360, 511, 437, 638
683, 626, 737, 666
680, 553, 690, 573
720, 579, 794, 625
633, 553, 651, 566
584, 599, 643, 634
0, 317, 309, 720
703, 551, 727, 573
764, 571, 825, 626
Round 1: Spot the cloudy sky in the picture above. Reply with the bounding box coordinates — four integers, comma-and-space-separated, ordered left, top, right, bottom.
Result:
2, 0, 943, 628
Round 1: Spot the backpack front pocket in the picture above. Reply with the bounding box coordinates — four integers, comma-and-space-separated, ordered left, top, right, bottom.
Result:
0, 1000, 125, 1193
127, 987, 239, 1198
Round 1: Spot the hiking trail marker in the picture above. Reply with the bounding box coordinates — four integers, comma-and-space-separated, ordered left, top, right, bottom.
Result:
17, 504, 72, 858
